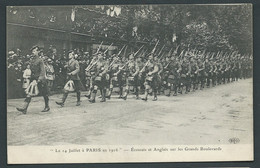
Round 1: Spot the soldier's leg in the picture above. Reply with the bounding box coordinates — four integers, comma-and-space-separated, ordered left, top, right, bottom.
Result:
85, 77, 92, 98
185, 77, 191, 93
122, 79, 129, 100
16, 95, 32, 114
89, 84, 98, 103
178, 77, 184, 94
134, 77, 141, 99
142, 81, 150, 101
152, 77, 158, 101
106, 79, 114, 99
100, 86, 106, 102
73, 80, 81, 106
165, 82, 171, 96
39, 81, 50, 112
56, 90, 69, 107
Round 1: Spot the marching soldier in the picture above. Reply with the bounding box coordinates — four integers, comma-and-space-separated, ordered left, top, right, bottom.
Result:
155, 55, 164, 95
197, 57, 205, 90
85, 53, 98, 99
211, 59, 218, 86
180, 55, 191, 94
122, 53, 140, 100
135, 56, 145, 98
140, 53, 159, 101
88, 52, 109, 103
56, 50, 82, 107
190, 57, 199, 91
204, 57, 213, 88
16, 45, 50, 114
106, 54, 120, 99
166, 56, 181, 96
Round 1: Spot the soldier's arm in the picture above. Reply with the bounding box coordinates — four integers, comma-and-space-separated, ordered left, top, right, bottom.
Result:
70, 61, 80, 75
132, 63, 140, 76
158, 63, 163, 74
100, 63, 109, 76
150, 64, 159, 74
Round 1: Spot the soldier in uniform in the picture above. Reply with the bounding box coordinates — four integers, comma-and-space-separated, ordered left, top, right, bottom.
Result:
190, 57, 199, 91
106, 54, 120, 99
197, 57, 205, 90
204, 57, 213, 88
211, 59, 218, 86
56, 50, 82, 106
154, 55, 164, 95
88, 52, 108, 103
140, 53, 159, 101
85, 53, 98, 99
166, 56, 181, 96
16, 46, 50, 114
135, 56, 145, 98
122, 53, 140, 100
180, 55, 191, 94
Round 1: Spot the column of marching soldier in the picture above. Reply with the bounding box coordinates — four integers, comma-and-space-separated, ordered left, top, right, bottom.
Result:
16, 43, 253, 114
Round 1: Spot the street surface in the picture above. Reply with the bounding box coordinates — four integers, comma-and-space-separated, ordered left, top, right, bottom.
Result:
7, 79, 253, 146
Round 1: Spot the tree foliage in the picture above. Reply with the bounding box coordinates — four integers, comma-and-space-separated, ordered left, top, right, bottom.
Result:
7, 4, 252, 54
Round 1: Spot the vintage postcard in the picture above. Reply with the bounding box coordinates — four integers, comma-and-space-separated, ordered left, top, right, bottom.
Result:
6, 4, 253, 164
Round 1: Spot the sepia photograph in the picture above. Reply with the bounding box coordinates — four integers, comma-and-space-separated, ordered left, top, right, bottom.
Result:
6, 4, 253, 163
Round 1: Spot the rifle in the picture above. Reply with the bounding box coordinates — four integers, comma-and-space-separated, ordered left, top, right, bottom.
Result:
151, 40, 159, 54
108, 45, 126, 68
95, 41, 103, 54
157, 45, 165, 59
139, 60, 150, 74
103, 43, 114, 54
85, 57, 100, 72
134, 45, 144, 57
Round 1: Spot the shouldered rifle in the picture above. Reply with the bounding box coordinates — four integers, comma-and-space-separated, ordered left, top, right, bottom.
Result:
95, 41, 103, 54
85, 57, 100, 72
139, 59, 150, 74
151, 40, 159, 54
157, 45, 165, 59
134, 45, 144, 57
103, 43, 114, 55
108, 45, 126, 69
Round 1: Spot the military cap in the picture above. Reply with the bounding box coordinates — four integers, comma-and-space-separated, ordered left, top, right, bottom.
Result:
30, 45, 40, 51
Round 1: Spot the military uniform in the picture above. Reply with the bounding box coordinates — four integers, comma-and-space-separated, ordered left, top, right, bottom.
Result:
204, 60, 213, 87
166, 58, 181, 96
89, 57, 108, 103
106, 57, 121, 99
16, 47, 50, 114
197, 59, 205, 89
180, 59, 191, 93
56, 57, 82, 106
190, 59, 199, 91
141, 57, 159, 101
